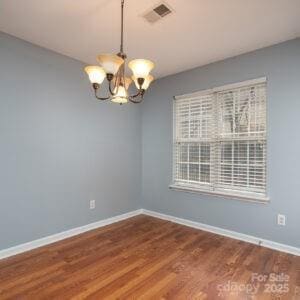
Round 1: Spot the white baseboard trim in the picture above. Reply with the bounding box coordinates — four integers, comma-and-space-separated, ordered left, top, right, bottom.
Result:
141, 209, 300, 256
0, 209, 143, 260
1, 208, 298, 260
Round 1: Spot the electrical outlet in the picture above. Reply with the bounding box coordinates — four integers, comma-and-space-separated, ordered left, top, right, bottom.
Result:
90, 200, 96, 210
277, 214, 286, 226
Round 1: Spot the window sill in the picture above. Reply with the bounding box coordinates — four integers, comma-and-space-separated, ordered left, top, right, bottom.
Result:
169, 184, 270, 204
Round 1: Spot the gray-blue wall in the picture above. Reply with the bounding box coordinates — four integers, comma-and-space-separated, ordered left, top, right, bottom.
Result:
1, 32, 299, 251
0, 32, 141, 250
141, 38, 300, 248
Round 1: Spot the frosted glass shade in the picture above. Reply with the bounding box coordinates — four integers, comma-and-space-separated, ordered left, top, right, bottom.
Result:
111, 85, 128, 104
128, 59, 154, 78
97, 54, 124, 75
113, 76, 132, 90
84, 66, 106, 84
132, 74, 154, 90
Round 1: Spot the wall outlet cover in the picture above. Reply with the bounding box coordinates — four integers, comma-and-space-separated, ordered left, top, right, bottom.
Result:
277, 214, 286, 226
90, 200, 96, 210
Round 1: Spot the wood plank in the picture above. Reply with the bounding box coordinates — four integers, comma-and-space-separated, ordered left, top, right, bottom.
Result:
0, 215, 299, 299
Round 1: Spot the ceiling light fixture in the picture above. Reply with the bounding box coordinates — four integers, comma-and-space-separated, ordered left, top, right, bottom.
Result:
84, 0, 155, 104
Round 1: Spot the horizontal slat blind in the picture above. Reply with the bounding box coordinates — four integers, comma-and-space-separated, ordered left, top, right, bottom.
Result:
215, 83, 266, 194
174, 95, 213, 189
173, 80, 267, 200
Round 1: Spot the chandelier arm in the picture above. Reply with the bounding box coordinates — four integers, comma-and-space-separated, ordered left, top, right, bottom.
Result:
129, 96, 143, 104
95, 95, 110, 101
92, 83, 111, 100
128, 89, 145, 103
108, 80, 117, 96
94, 90, 111, 101
129, 92, 142, 98
129, 89, 145, 98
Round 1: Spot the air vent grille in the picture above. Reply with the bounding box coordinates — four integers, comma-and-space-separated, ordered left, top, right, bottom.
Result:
153, 4, 171, 17
143, 2, 173, 24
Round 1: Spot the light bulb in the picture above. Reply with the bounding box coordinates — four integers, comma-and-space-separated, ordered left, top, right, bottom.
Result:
128, 59, 154, 79
84, 66, 106, 84
132, 74, 154, 90
97, 54, 124, 75
111, 85, 128, 104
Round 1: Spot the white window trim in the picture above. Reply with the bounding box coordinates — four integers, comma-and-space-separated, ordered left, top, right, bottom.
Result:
171, 77, 269, 203
174, 77, 267, 100
169, 184, 269, 203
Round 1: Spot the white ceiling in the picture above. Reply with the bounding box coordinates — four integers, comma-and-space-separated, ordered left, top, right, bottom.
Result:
0, 0, 299, 78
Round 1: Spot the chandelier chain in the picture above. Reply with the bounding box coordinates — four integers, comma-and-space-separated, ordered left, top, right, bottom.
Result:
120, 0, 125, 53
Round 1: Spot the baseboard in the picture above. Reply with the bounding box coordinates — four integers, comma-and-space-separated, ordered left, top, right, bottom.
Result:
141, 209, 300, 256
0, 209, 143, 260
1, 208, 298, 260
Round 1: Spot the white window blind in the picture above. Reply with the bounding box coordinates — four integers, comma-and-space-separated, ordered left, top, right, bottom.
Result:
172, 78, 267, 201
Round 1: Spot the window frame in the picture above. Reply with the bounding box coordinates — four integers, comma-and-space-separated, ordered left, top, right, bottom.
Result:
170, 77, 269, 203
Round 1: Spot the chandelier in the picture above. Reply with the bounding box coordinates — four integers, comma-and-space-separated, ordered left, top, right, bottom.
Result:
84, 0, 155, 104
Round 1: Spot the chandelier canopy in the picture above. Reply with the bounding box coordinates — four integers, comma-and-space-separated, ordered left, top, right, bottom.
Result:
84, 0, 155, 104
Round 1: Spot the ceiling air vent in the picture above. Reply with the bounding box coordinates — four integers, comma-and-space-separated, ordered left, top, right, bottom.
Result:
143, 2, 173, 24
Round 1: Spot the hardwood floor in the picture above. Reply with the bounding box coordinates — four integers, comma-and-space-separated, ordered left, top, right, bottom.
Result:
0, 215, 299, 299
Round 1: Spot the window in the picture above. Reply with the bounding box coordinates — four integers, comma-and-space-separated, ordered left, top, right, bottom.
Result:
171, 78, 267, 202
